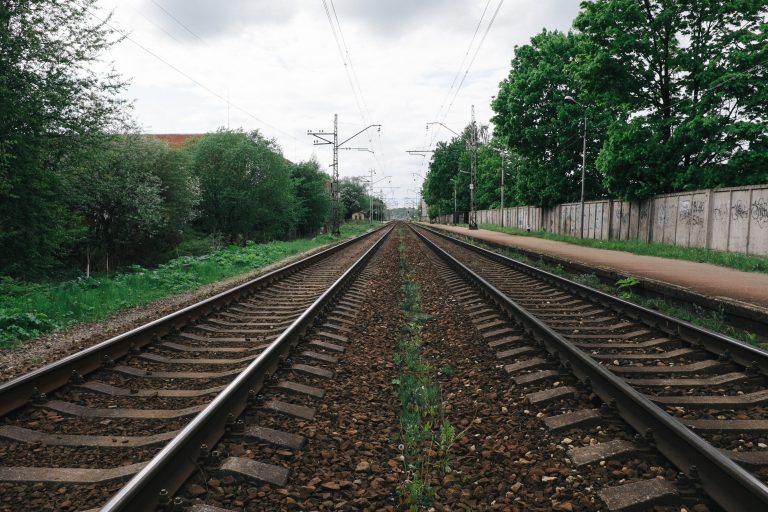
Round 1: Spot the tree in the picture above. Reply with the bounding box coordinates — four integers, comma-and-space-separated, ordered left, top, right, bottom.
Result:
422, 136, 469, 218
0, 0, 125, 276
68, 135, 190, 271
188, 130, 296, 243
291, 159, 331, 236
338, 177, 369, 219
575, 0, 768, 199
491, 29, 609, 207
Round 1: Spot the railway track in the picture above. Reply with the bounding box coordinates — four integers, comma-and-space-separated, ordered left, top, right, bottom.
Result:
0, 225, 392, 512
412, 223, 768, 511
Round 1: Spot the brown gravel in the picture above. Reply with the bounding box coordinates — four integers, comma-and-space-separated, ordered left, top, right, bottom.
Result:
0, 239, 355, 384
178, 229, 404, 510
400, 228, 712, 511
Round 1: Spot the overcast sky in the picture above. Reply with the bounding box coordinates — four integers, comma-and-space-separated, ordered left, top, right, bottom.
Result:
95, 0, 583, 209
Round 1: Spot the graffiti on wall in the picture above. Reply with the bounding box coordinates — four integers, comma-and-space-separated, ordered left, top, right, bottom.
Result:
679, 200, 705, 227
751, 197, 768, 227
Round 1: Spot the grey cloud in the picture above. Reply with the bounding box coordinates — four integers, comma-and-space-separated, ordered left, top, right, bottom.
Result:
144, 0, 295, 39
331, 0, 475, 35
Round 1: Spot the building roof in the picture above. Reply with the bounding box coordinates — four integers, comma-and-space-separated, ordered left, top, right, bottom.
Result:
151, 133, 205, 149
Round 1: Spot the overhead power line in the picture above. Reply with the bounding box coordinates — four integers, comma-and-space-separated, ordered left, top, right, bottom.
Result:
150, 0, 206, 44
81, 3, 297, 141
320, 0, 388, 175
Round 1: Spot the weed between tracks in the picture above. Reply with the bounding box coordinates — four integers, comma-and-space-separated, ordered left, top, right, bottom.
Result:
394, 229, 463, 510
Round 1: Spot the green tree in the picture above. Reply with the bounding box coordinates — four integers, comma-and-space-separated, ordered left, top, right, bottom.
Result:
68, 135, 191, 271
575, 0, 768, 199
422, 136, 469, 218
0, 0, 125, 276
338, 177, 370, 219
291, 159, 331, 236
492, 29, 608, 207
188, 129, 296, 243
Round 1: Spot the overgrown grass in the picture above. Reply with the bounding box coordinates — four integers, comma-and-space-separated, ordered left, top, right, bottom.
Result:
466, 223, 768, 274
445, 230, 765, 348
0, 222, 378, 349
394, 229, 463, 510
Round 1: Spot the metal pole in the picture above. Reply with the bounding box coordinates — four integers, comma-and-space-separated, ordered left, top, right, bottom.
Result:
369, 168, 374, 224
332, 114, 340, 236
580, 114, 586, 239
469, 105, 478, 230
454, 180, 457, 224
500, 152, 505, 228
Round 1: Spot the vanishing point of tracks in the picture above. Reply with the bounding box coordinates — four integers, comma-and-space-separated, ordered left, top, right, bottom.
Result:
412, 223, 768, 511
2, 221, 768, 511
0, 225, 392, 511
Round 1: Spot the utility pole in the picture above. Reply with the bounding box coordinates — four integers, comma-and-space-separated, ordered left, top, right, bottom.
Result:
491, 147, 508, 227
469, 105, 478, 230
308, 115, 380, 236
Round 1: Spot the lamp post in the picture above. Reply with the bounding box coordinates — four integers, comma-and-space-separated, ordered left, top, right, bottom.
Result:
427, 106, 479, 230
449, 178, 457, 224
491, 148, 508, 227
565, 96, 587, 239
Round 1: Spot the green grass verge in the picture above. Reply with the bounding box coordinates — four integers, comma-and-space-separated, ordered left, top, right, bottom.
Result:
465, 223, 768, 274
0, 222, 379, 349
394, 228, 462, 510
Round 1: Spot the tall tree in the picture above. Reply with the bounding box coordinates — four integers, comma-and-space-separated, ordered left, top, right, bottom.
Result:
0, 0, 125, 275
189, 130, 296, 243
338, 177, 370, 219
575, 0, 768, 199
492, 30, 608, 207
291, 159, 331, 236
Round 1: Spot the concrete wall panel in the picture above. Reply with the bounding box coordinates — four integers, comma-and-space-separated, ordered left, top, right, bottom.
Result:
728, 189, 751, 253
710, 191, 731, 251
748, 188, 768, 255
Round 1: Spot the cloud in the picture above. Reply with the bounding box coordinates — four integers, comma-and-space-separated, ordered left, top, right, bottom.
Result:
142, 0, 295, 39
331, 0, 476, 36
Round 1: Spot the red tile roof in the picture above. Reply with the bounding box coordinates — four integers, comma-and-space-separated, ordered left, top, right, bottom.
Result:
151, 133, 204, 149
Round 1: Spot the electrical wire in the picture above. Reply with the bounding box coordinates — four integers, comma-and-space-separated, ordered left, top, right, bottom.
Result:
150, 0, 206, 44
81, 3, 297, 142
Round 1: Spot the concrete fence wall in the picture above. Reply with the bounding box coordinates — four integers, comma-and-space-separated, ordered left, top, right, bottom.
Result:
429, 184, 768, 256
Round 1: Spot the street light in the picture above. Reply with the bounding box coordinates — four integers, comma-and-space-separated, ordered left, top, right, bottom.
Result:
449, 178, 457, 224
565, 95, 587, 239
427, 106, 479, 230
426, 122, 461, 137
491, 148, 509, 227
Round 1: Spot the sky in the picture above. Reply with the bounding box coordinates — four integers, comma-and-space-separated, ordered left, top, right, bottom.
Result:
94, 0, 583, 210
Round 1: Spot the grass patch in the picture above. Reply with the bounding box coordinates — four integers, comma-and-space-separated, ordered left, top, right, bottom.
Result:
468, 223, 768, 274
394, 228, 463, 510
0, 222, 378, 349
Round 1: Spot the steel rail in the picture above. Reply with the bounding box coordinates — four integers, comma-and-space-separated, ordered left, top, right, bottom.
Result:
418, 224, 768, 375
411, 224, 768, 512
0, 226, 386, 417
99, 224, 393, 511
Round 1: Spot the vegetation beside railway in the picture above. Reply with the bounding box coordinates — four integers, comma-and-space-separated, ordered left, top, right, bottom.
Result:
0, 221, 376, 348
475, 223, 768, 274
